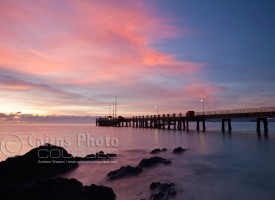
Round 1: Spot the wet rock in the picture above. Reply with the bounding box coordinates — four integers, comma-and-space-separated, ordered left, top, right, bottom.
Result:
150, 182, 161, 189
79, 152, 117, 161
151, 149, 161, 154
106, 153, 117, 158
172, 147, 186, 154
151, 191, 166, 200
150, 182, 176, 200
151, 148, 167, 154
0, 144, 78, 185
0, 144, 117, 199
138, 156, 171, 168
84, 151, 106, 160
33, 177, 84, 199
160, 183, 175, 192
168, 190, 177, 196
0, 177, 116, 200
107, 165, 142, 180
82, 184, 116, 200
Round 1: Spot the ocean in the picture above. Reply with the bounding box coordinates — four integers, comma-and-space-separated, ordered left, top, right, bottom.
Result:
1, 121, 275, 200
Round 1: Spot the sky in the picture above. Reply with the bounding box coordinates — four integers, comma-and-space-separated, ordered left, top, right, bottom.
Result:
0, 0, 275, 116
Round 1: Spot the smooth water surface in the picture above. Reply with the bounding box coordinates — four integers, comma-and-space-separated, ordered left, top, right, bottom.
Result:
1, 122, 275, 200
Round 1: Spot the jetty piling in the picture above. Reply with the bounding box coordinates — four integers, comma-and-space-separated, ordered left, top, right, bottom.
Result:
96, 106, 275, 134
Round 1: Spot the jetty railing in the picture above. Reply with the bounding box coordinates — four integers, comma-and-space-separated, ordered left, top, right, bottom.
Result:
195, 106, 275, 117
96, 106, 275, 134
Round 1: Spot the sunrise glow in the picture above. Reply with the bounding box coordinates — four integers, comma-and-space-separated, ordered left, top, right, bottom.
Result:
1, 0, 274, 116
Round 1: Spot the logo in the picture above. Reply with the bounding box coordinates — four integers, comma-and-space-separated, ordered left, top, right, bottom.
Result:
0, 134, 23, 157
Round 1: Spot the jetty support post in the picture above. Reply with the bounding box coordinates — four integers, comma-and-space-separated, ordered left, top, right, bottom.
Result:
196, 119, 200, 131
158, 114, 161, 129
186, 118, 189, 131
173, 113, 176, 130
145, 115, 148, 128
183, 119, 186, 130
264, 118, 268, 134
257, 118, 261, 133
153, 115, 156, 128
132, 117, 135, 128
118, 120, 121, 127
167, 114, 170, 130
228, 119, 232, 132
222, 119, 226, 132
138, 116, 140, 128
150, 115, 153, 128
203, 119, 206, 131
196, 118, 206, 131
222, 119, 232, 133
163, 114, 165, 129
178, 113, 182, 130
257, 118, 268, 134
142, 115, 145, 128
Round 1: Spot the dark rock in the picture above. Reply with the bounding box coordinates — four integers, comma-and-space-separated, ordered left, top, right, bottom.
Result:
151, 149, 161, 154
97, 151, 106, 158
82, 184, 116, 200
34, 177, 83, 199
85, 153, 101, 160
150, 182, 161, 189
75, 156, 84, 161
85, 153, 97, 160
79, 152, 117, 161
84, 151, 107, 160
0, 177, 116, 200
151, 148, 167, 154
106, 153, 117, 158
107, 165, 142, 180
0, 144, 78, 185
160, 183, 175, 192
168, 190, 177, 196
138, 156, 171, 168
150, 182, 177, 200
152, 191, 166, 200
172, 147, 186, 154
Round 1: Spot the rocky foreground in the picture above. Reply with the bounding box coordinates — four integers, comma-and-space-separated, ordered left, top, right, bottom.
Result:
0, 144, 185, 200
107, 147, 185, 181
0, 177, 116, 200
0, 144, 116, 200
0, 144, 78, 185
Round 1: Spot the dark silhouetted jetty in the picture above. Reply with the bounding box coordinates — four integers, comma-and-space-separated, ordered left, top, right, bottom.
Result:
96, 107, 275, 134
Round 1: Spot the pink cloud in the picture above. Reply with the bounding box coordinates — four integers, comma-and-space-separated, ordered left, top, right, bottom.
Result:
0, 0, 216, 115
183, 83, 224, 103
0, 0, 195, 75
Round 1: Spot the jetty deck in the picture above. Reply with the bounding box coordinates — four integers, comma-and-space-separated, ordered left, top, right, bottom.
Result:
96, 107, 275, 134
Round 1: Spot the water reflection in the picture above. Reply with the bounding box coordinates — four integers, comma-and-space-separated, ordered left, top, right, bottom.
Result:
153, 129, 159, 145
1, 122, 275, 200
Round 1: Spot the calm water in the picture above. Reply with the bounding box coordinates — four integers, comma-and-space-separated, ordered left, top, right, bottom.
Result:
1, 122, 275, 200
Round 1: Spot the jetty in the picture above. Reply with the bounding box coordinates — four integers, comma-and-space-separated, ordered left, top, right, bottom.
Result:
96, 107, 275, 134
